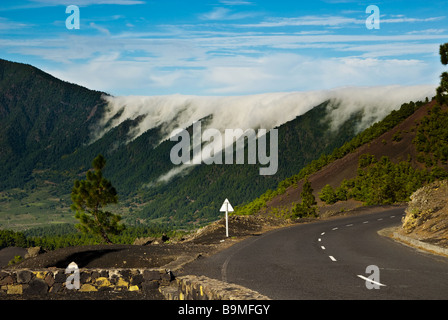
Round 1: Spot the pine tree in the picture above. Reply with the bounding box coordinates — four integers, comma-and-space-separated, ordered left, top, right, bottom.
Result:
440, 43, 448, 65
301, 177, 317, 208
437, 43, 448, 105
319, 184, 337, 204
291, 177, 317, 218
70, 154, 125, 244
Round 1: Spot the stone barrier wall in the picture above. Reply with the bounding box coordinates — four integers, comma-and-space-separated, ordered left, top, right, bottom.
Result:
162, 275, 270, 300
1, 269, 269, 300
0, 268, 172, 297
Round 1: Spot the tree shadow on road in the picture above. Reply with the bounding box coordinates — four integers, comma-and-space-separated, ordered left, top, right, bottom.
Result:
52, 248, 123, 268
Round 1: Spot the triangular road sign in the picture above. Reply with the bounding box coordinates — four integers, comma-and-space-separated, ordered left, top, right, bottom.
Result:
220, 198, 234, 212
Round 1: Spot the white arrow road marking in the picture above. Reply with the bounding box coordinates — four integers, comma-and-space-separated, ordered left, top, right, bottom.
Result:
357, 275, 387, 287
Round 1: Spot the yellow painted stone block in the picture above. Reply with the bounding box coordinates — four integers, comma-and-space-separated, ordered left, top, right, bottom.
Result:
34, 271, 47, 280
7, 285, 23, 295
129, 285, 139, 292
80, 284, 98, 292
116, 278, 128, 287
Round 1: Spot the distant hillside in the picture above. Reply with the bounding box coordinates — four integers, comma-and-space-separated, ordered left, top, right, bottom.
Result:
238, 98, 448, 218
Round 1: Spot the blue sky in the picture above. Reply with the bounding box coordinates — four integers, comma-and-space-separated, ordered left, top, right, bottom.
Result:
1, 0, 447, 96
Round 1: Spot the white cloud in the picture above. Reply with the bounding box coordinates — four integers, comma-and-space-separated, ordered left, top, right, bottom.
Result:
89, 22, 111, 36
46, 54, 151, 92
28, 0, 145, 6
237, 14, 445, 28
240, 15, 362, 28
38, 41, 442, 97
407, 29, 446, 35
200, 54, 437, 94
339, 42, 442, 58
219, 0, 254, 5
100, 85, 435, 143
382, 16, 445, 24
0, 17, 31, 30
2, 8, 446, 96
200, 7, 257, 21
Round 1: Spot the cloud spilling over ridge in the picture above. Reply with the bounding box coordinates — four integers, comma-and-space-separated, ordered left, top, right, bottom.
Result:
94, 85, 435, 184
95, 85, 436, 145
323, 85, 436, 132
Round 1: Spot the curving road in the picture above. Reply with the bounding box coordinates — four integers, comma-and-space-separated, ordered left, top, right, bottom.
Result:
182, 207, 448, 300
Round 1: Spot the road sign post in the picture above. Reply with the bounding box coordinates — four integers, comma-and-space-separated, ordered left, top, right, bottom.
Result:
225, 205, 229, 238
220, 198, 234, 238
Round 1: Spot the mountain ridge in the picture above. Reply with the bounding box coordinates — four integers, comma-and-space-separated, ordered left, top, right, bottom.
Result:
0, 58, 436, 231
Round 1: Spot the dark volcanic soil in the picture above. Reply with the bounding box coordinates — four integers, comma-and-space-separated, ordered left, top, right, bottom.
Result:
0, 247, 27, 268
3, 215, 290, 271
5, 243, 207, 270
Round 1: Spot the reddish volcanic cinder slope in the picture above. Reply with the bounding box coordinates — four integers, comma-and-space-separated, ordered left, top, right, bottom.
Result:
265, 100, 438, 215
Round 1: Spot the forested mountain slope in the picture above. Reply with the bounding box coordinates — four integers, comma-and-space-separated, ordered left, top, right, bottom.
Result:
0, 59, 107, 189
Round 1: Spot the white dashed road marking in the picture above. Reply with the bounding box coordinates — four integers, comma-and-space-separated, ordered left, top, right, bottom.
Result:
357, 275, 387, 287
318, 212, 402, 266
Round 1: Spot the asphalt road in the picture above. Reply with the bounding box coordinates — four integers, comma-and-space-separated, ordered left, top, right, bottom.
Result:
182, 207, 448, 300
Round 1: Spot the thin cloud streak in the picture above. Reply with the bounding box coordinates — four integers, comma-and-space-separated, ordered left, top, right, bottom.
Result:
28, 0, 145, 6
1, 2, 445, 96
237, 15, 445, 28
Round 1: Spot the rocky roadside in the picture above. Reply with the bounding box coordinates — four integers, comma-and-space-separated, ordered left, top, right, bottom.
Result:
394, 180, 448, 251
